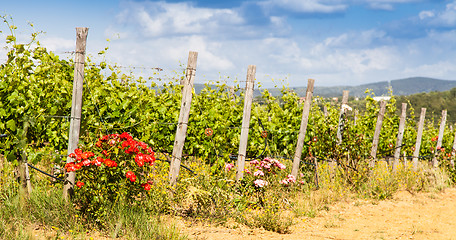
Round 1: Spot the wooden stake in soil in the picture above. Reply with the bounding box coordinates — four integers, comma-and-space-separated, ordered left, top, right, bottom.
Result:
337, 90, 349, 144
393, 103, 407, 171
433, 110, 447, 167
169, 51, 198, 185
291, 79, 315, 178
412, 108, 426, 171
354, 109, 358, 126
370, 100, 387, 167
63, 27, 88, 200
451, 123, 456, 168
236, 65, 256, 181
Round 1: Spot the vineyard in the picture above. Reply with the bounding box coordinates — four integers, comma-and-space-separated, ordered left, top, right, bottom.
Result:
1, 19, 456, 239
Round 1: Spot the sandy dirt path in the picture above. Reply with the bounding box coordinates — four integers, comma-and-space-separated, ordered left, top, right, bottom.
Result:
178, 188, 456, 240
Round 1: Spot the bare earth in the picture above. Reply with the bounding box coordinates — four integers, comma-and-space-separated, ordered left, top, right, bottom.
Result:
177, 188, 456, 240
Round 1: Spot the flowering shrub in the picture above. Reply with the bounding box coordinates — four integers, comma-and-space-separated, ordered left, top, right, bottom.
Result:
227, 157, 289, 207
65, 132, 156, 220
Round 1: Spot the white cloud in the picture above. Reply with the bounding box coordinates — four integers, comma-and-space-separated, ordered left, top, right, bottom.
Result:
418, 1, 456, 27
366, 0, 421, 10
116, 1, 244, 38
262, 0, 347, 13
97, 0, 456, 88
40, 36, 74, 52
402, 61, 456, 79
419, 10, 435, 20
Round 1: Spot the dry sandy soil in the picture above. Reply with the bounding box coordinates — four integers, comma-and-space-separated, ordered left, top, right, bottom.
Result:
177, 188, 456, 240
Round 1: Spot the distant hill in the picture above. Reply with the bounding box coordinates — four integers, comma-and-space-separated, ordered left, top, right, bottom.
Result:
191, 77, 456, 98
259, 77, 456, 98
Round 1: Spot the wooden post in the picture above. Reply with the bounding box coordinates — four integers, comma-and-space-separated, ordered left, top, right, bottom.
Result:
370, 101, 387, 167
451, 123, 456, 168
17, 121, 31, 196
169, 51, 198, 185
323, 105, 328, 118
354, 109, 358, 126
433, 110, 447, 167
393, 103, 407, 171
24, 154, 32, 194
236, 65, 256, 181
63, 27, 88, 200
291, 79, 315, 178
412, 108, 426, 171
337, 90, 349, 144
229, 86, 236, 102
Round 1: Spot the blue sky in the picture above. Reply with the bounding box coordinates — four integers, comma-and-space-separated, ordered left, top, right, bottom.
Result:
2, 0, 456, 88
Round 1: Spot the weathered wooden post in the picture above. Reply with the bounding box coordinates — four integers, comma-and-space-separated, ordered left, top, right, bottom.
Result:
354, 109, 358, 126
370, 101, 387, 167
169, 51, 198, 185
433, 110, 447, 167
63, 27, 88, 200
291, 79, 315, 178
412, 108, 426, 171
393, 103, 407, 171
451, 123, 456, 168
337, 90, 349, 144
229, 86, 236, 102
235, 65, 256, 181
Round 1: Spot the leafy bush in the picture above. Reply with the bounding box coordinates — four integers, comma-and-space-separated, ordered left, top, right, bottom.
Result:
66, 132, 157, 221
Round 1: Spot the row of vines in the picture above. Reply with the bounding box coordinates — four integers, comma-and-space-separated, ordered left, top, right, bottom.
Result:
0, 20, 452, 178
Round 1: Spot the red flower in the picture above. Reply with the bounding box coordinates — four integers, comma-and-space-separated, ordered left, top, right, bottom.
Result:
126, 171, 134, 179
96, 141, 102, 148
129, 175, 136, 182
135, 153, 145, 167
125, 145, 139, 154
75, 162, 83, 170
92, 157, 103, 167
120, 132, 132, 140
104, 159, 117, 168
142, 183, 151, 191
76, 181, 84, 188
69, 153, 76, 158
82, 159, 91, 167
100, 135, 109, 141
65, 162, 76, 172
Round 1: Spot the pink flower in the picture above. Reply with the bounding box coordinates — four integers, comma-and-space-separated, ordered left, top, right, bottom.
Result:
299, 180, 305, 185
253, 170, 264, 177
276, 162, 286, 170
225, 163, 235, 171
254, 179, 268, 188
250, 160, 260, 165
287, 174, 296, 183
244, 168, 251, 174
261, 162, 271, 169
280, 179, 289, 185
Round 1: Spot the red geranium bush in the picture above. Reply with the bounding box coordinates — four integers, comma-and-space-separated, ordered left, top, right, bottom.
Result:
65, 132, 156, 220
